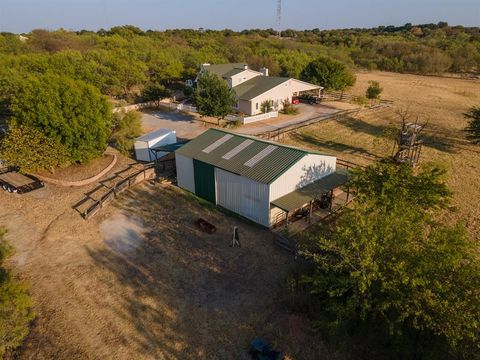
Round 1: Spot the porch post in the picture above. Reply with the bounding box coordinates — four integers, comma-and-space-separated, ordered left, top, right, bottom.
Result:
285, 211, 289, 229
329, 189, 334, 211
309, 200, 313, 223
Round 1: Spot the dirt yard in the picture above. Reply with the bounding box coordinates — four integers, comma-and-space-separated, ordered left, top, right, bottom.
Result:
284, 71, 480, 237
0, 152, 339, 360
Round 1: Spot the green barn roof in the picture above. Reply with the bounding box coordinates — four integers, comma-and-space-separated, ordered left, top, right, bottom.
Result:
176, 129, 334, 185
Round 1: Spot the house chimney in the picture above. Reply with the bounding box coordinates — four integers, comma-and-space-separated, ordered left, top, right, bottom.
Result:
201, 63, 211, 70
243, 64, 249, 70
260, 67, 269, 77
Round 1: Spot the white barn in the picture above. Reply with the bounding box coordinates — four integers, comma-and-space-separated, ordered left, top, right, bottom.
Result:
175, 129, 347, 227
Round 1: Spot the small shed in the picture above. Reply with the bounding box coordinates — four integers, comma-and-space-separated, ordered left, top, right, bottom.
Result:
135, 128, 177, 162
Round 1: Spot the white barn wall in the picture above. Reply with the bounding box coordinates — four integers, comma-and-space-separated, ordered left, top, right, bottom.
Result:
175, 154, 195, 193
270, 154, 337, 202
215, 168, 270, 227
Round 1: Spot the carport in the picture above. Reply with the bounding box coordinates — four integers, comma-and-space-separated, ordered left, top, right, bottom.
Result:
271, 170, 350, 228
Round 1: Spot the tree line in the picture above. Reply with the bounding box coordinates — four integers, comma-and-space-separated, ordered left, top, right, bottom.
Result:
0, 23, 478, 103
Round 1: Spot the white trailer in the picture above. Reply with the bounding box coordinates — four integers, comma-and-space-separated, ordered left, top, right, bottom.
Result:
134, 128, 177, 162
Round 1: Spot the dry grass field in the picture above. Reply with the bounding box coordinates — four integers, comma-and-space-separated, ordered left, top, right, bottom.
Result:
1, 159, 340, 360
284, 71, 480, 237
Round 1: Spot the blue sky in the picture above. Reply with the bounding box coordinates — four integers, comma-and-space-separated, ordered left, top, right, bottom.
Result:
0, 0, 478, 33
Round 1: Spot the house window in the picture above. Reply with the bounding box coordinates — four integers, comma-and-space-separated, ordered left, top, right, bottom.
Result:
256, 103, 259, 110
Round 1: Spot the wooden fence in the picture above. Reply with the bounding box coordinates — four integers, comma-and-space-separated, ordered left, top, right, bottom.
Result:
259, 108, 362, 141
321, 91, 394, 105
75, 164, 157, 220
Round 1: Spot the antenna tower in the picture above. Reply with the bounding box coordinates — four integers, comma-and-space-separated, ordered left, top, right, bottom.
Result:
276, 0, 282, 36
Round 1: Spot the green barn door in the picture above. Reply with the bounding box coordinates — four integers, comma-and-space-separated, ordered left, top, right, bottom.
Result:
193, 159, 216, 203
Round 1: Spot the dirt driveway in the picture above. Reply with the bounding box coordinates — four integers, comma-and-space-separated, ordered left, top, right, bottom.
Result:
0, 171, 296, 359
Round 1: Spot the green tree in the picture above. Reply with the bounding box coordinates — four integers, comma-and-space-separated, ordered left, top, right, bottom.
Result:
10, 74, 112, 163
301, 56, 356, 91
0, 227, 35, 358
0, 124, 69, 172
366, 80, 383, 99
298, 162, 480, 358
141, 83, 172, 107
147, 50, 184, 85
464, 106, 480, 144
260, 99, 274, 113
194, 72, 237, 120
111, 111, 143, 155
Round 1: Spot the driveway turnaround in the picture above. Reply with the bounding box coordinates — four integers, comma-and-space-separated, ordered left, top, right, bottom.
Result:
141, 110, 206, 140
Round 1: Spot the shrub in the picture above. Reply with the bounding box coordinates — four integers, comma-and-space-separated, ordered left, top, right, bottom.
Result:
0, 124, 69, 172
366, 80, 383, 99
260, 99, 274, 113
0, 227, 35, 358
281, 100, 299, 115
464, 106, 480, 144
111, 111, 143, 155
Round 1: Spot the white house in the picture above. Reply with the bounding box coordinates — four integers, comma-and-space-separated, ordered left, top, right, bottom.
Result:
199, 63, 322, 116
175, 128, 348, 227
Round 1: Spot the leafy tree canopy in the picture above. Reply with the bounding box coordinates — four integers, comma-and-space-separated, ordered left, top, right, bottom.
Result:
0, 124, 69, 172
10, 73, 112, 163
194, 72, 237, 119
298, 162, 480, 358
349, 161, 452, 211
301, 56, 356, 91
111, 111, 143, 155
141, 83, 171, 107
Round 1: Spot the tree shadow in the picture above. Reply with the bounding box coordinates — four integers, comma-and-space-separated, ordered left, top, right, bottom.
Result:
339, 116, 457, 154
87, 186, 291, 359
291, 133, 383, 161
297, 162, 336, 189
144, 109, 197, 124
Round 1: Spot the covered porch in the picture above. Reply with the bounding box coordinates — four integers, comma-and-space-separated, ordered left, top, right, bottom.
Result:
270, 170, 352, 234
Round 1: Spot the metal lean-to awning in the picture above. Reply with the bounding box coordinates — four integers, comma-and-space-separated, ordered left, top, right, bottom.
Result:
151, 140, 190, 153
271, 170, 349, 213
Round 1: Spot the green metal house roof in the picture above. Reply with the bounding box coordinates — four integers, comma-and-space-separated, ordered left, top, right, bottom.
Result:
233, 76, 290, 101
222, 68, 247, 78
176, 129, 335, 185
204, 63, 248, 78
271, 170, 349, 212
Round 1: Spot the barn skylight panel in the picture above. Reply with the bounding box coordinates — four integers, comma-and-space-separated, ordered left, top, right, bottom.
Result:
222, 140, 254, 160
244, 145, 278, 167
202, 134, 234, 154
